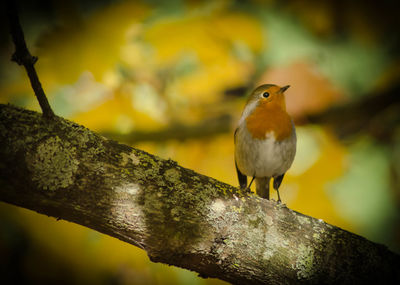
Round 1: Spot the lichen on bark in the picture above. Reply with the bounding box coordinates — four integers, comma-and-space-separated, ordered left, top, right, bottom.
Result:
26, 136, 79, 190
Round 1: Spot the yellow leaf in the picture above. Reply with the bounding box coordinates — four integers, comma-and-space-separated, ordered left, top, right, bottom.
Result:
36, 2, 150, 88
144, 11, 262, 102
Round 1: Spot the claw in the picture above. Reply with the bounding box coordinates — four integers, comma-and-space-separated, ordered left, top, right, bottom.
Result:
276, 188, 282, 203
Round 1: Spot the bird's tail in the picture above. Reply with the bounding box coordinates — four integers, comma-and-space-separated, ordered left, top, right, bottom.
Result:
256, 177, 270, 199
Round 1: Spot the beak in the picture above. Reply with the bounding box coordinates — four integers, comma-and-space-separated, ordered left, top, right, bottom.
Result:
280, 85, 290, 93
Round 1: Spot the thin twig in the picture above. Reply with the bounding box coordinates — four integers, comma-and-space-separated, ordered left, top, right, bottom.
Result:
6, 0, 55, 119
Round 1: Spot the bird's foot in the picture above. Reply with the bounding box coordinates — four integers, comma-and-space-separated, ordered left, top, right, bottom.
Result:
275, 200, 287, 208
244, 187, 252, 193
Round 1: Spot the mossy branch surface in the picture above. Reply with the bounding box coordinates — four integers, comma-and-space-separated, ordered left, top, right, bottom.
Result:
1, 104, 399, 285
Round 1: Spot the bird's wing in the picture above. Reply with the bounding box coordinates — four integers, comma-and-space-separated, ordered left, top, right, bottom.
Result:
234, 127, 238, 144
273, 173, 285, 190
235, 160, 247, 189
234, 128, 247, 189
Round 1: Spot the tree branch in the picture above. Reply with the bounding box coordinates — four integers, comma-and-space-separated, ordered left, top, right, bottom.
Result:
1, 104, 399, 284
6, 0, 55, 119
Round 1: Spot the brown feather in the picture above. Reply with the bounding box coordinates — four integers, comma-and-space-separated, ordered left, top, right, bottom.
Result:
246, 100, 293, 141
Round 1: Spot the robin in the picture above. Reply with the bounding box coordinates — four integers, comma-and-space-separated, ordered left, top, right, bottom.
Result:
234, 84, 296, 202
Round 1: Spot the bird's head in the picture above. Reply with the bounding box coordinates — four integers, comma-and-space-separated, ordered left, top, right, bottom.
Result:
246, 84, 290, 111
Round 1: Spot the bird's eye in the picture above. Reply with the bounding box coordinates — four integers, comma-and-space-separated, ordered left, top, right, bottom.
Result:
262, 92, 270, 98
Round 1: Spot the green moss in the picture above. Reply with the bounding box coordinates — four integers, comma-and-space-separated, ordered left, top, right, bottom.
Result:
120, 151, 140, 166
297, 215, 311, 225
248, 216, 264, 229
26, 136, 79, 191
136, 165, 229, 253
294, 244, 316, 280
231, 205, 243, 213
164, 168, 181, 183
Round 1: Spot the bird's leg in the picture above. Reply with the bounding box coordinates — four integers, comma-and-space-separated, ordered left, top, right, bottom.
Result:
246, 176, 256, 192
276, 189, 282, 203
273, 174, 285, 203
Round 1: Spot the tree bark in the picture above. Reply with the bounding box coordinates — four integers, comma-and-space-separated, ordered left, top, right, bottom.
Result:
1, 103, 399, 285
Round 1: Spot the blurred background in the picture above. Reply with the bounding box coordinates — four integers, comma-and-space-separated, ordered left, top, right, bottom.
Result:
1, 0, 400, 284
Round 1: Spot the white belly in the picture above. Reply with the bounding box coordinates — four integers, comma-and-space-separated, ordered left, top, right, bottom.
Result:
235, 123, 296, 178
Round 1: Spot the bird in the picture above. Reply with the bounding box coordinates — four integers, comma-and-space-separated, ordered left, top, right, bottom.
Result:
234, 84, 296, 202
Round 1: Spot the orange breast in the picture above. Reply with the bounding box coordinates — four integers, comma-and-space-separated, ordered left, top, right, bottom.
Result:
246, 102, 293, 141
